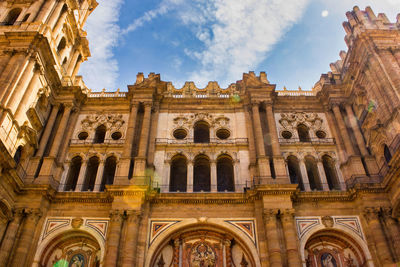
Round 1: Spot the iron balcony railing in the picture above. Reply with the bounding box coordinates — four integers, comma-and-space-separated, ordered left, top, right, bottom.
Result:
70, 139, 125, 145
155, 138, 248, 145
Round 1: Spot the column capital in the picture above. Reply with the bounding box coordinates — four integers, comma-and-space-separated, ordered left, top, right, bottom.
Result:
363, 207, 380, 222
109, 210, 124, 223
143, 102, 153, 108
125, 210, 142, 223
280, 208, 296, 222
380, 207, 393, 218
24, 208, 43, 222
262, 209, 279, 223
250, 100, 261, 107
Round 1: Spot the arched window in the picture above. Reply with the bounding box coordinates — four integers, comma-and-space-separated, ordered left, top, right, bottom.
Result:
93, 125, 106, 143
57, 37, 66, 53
305, 156, 322, 190
169, 155, 187, 192
217, 154, 234, 192
65, 156, 82, 191
287, 156, 304, 190
82, 156, 99, 191
297, 124, 310, 142
193, 154, 210, 192
384, 145, 392, 164
100, 156, 117, 191
322, 155, 341, 190
4, 8, 22, 25
194, 121, 210, 143
13, 146, 23, 165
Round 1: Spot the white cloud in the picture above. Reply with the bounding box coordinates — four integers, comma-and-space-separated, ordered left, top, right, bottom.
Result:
184, 0, 310, 86
321, 10, 329, 17
79, 0, 124, 91
122, 0, 184, 35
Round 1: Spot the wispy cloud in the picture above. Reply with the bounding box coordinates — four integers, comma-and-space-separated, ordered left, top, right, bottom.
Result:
121, 0, 310, 87
122, 0, 184, 35
79, 0, 124, 90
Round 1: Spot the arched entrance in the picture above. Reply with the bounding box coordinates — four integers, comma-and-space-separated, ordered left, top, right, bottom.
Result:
304, 229, 369, 267
37, 230, 101, 267
149, 225, 257, 267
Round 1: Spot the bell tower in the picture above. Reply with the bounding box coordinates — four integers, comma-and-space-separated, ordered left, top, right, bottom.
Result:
0, 0, 97, 180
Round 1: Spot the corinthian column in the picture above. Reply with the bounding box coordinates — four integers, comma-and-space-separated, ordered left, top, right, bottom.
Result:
121, 210, 142, 267
104, 210, 124, 267
281, 209, 301, 267
263, 209, 283, 266
251, 102, 271, 179
0, 209, 24, 265
363, 207, 393, 265
10, 209, 42, 267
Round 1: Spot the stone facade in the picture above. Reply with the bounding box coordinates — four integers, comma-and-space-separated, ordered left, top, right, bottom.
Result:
0, 2, 399, 266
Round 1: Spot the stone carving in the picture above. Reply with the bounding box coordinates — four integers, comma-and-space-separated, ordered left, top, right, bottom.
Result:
80, 113, 125, 131
279, 112, 324, 131
71, 217, 83, 229
321, 216, 334, 228
173, 113, 230, 129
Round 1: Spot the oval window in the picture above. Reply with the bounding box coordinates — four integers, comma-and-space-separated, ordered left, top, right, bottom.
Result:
111, 132, 122, 140
78, 132, 88, 140
281, 131, 292, 139
216, 128, 230, 139
316, 130, 326, 139
173, 129, 187, 139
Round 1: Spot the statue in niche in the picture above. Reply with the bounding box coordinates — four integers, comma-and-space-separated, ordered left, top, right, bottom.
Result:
190, 242, 216, 267
321, 253, 337, 267
69, 254, 84, 267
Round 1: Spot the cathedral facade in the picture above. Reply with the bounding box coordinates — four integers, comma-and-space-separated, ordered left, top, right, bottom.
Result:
0, 1, 399, 266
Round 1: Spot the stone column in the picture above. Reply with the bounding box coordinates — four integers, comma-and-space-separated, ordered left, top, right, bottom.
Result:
332, 105, 355, 156
162, 160, 170, 193
325, 109, 346, 163
75, 159, 88, 191
172, 239, 180, 267
335, 162, 346, 190
251, 102, 266, 157
345, 104, 379, 175
115, 104, 138, 184
244, 105, 257, 176
14, 65, 42, 121
363, 207, 393, 265
10, 209, 42, 267
121, 210, 141, 267
26, 103, 60, 178
298, 159, 311, 191
37, 104, 73, 179
251, 102, 271, 178
93, 159, 105, 192
0, 209, 23, 265
266, 104, 288, 181
49, 104, 72, 158
316, 160, 329, 191
66, 49, 80, 76
133, 103, 152, 177
71, 57, 83, 78
52, 7, 68, 32
211, 159, 217, 192
104, 210, 124, 267
263, 209, 283, 266
147, 103, 160, 168
58, 108, 79, 164
26, 0, 45, 22
47, 1, 65, 29
234, 159, 240, 192
35, 0, 57, 23
344, 105, 368, 156
382, 208, 400, 261
224, 239, 232, 267
281, 209, 301, 267
187, 160, 193, 192
36, 104, 60, 158
5, 56, 36, 110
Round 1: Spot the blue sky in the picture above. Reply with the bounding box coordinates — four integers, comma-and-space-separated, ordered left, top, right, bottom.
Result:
79, 0, 399, 91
